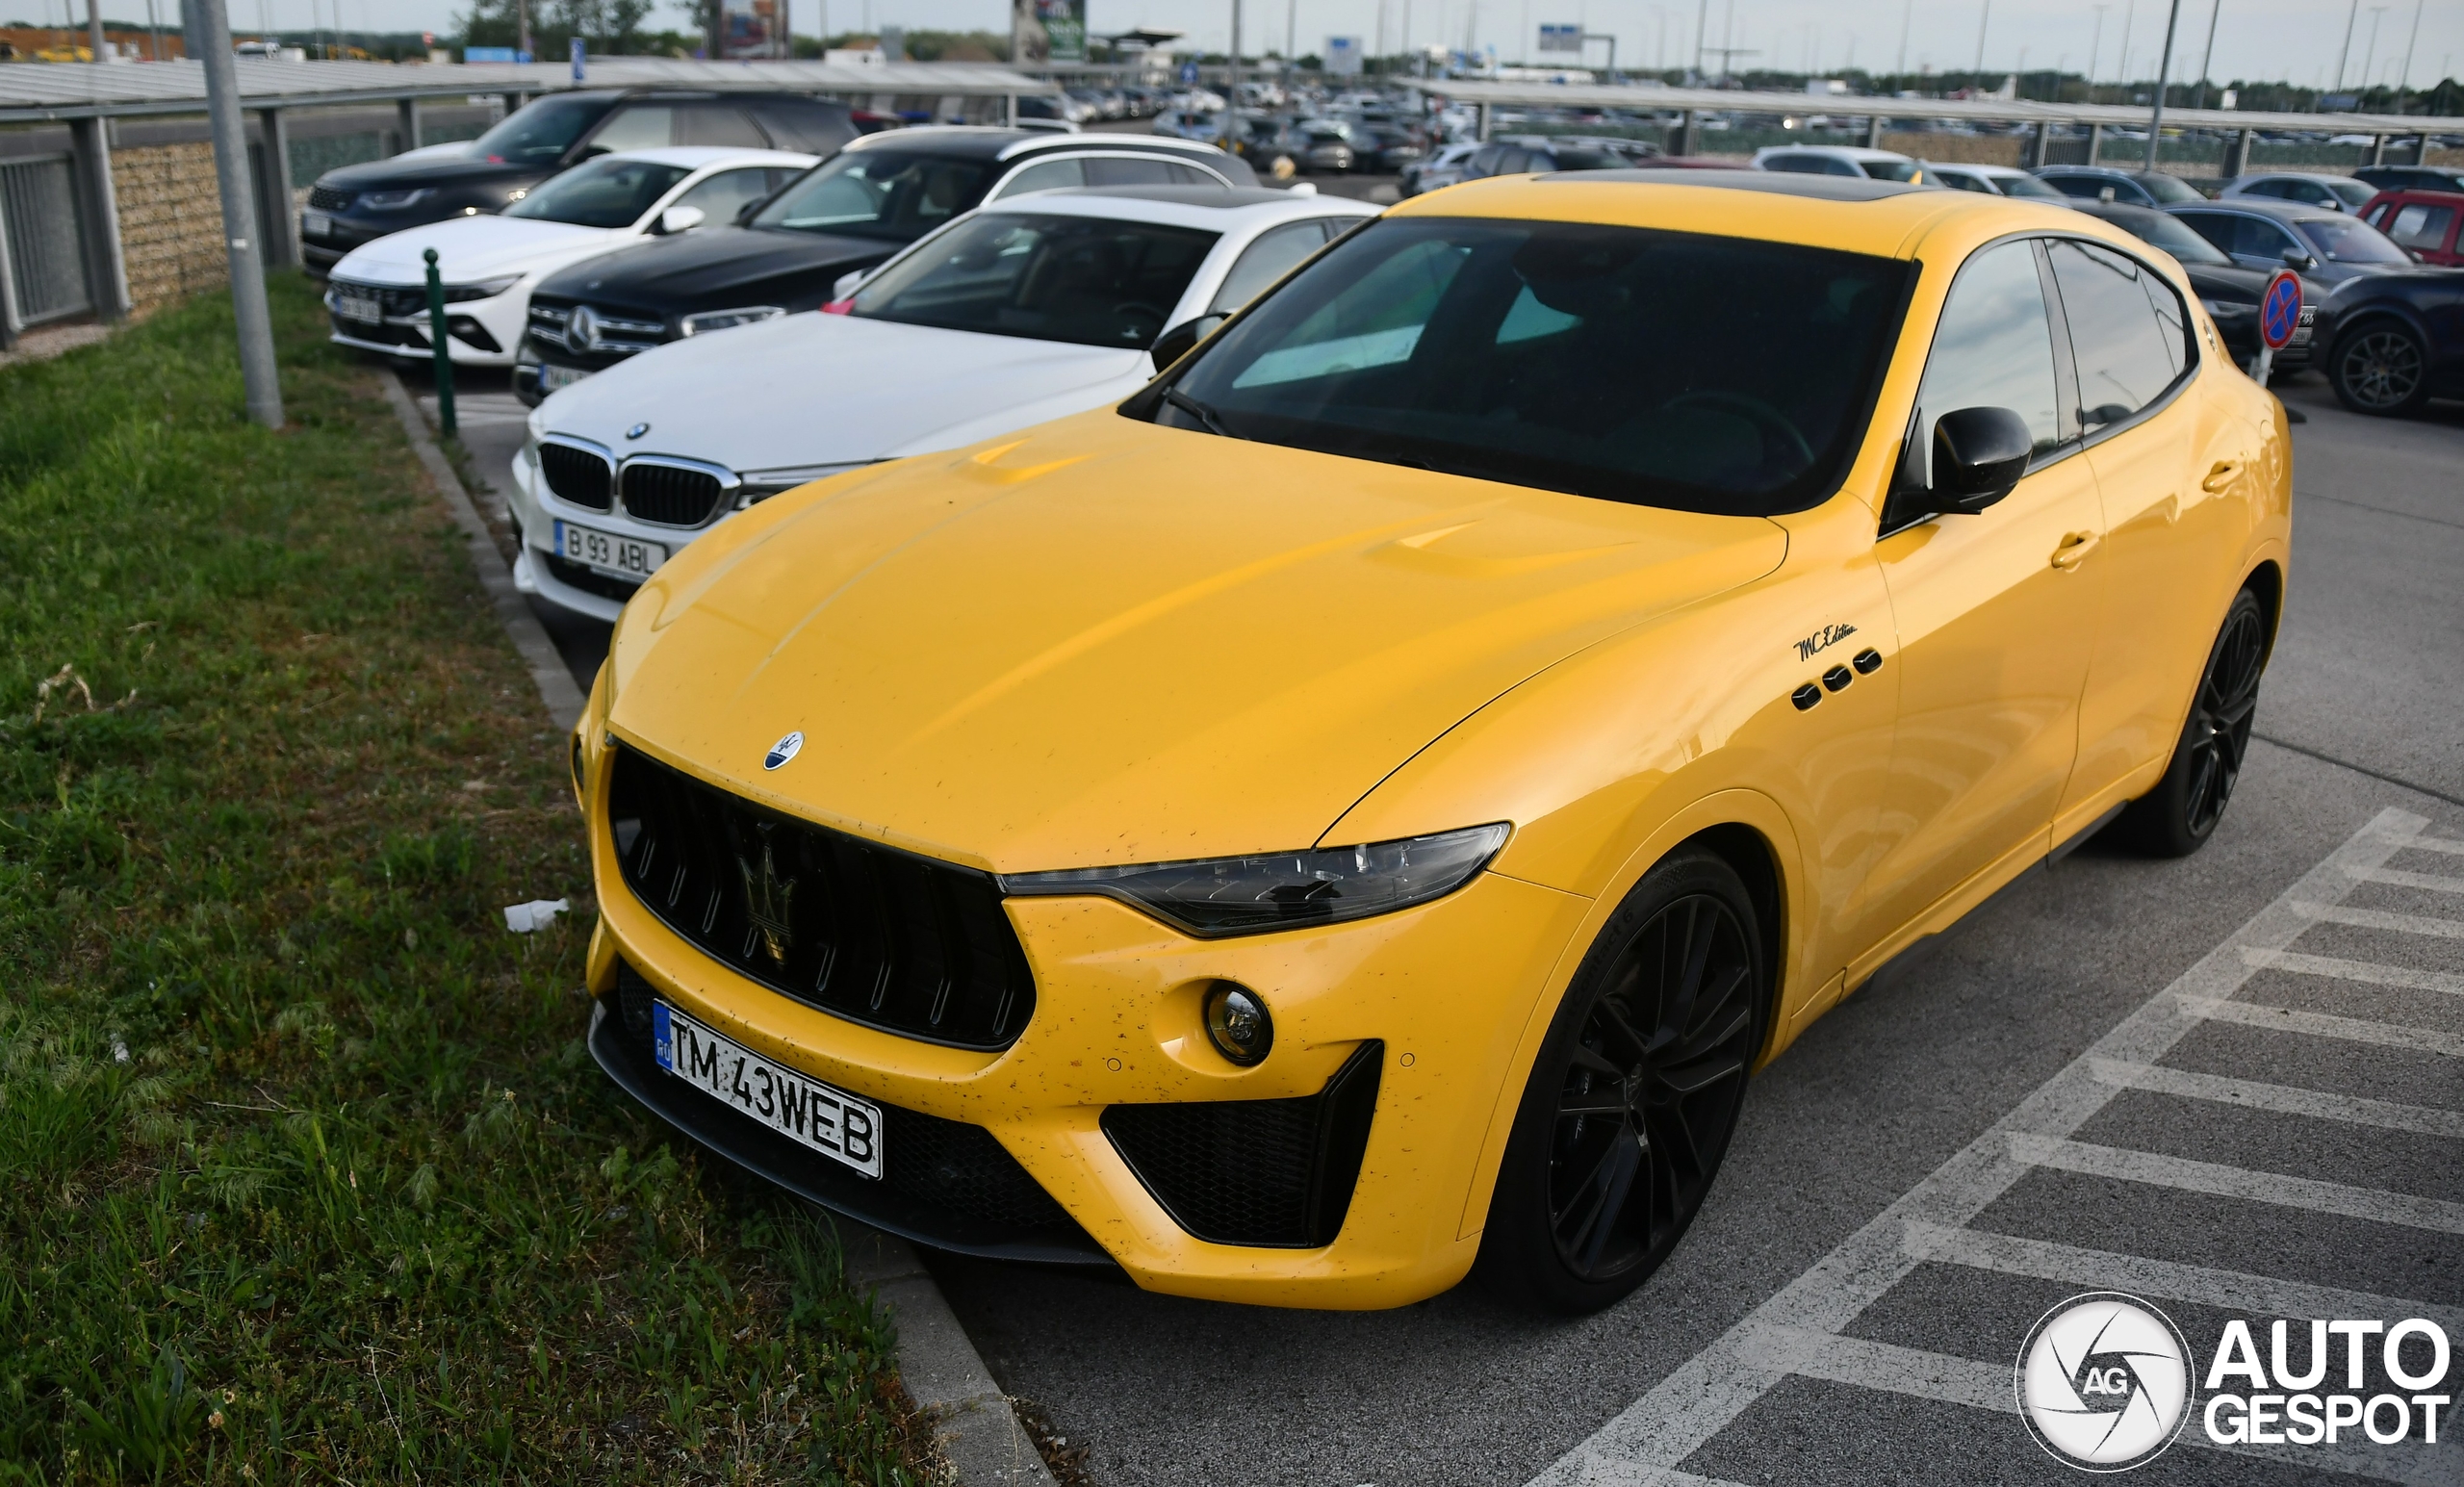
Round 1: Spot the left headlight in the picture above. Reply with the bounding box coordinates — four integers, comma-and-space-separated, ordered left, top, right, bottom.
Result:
358, 188, 429, 210
1001, 823, 1511, 937
679, 305, 787, 338
441, 276, 521, 303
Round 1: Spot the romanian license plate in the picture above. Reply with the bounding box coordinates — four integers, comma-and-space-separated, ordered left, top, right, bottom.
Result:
553, 519, 663, 578
539, 363, 590, 393
302, 210, 331, 238
332, 288, 381, 323
654, 1002, 883, 1178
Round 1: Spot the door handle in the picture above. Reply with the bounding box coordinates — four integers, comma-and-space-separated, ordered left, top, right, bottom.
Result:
2200, 460, 2242, 493
2050, 530, 2101, 571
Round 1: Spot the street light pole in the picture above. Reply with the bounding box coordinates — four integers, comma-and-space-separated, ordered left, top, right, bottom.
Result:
2143, 0, 2180, 171
183, 0, 282, 428
2190, 0, 2220, 111
2331, 0, 2359, 90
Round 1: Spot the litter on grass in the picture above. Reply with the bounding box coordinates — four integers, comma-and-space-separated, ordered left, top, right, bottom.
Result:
503, 899, 570, 934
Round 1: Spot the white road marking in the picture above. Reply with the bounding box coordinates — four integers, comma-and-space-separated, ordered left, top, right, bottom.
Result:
1527, 808, 2429, 1486
2179, 995, 2464, 1058
1901, 1221, 2464, 1338
2400, 834, 2464, 856
2008, 1133, 2464, 1234
2349, 865, 2464, 894
2243, 946, 2464, 997
2292, 900, 2464, 939
2087, 1057, 2464, 1137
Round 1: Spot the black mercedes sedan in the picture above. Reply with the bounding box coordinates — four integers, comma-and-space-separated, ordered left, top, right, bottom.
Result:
2318, 269, 2464, 416
513, 127, 1254, 402
300, 90, 859, 272
2068, 201, 2323, 373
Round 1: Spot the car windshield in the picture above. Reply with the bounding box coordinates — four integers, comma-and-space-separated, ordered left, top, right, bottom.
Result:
852, 213, 1219, 348
1153, 218, 1910, 516
2323, 177, 2376, 210
2116, 212, 2233, 266
748, 150, 993, 242
1999, 173, 2068, 200
501, 156, 690, 228
472, 95, 608, 165
2297, 216, 2411, 263
2136, 172, 2205, 204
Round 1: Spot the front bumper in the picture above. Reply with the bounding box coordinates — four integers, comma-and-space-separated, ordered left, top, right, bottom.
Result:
507, 440, 654, 623
325, 283, 527, 367
581, 731, 1594, 1307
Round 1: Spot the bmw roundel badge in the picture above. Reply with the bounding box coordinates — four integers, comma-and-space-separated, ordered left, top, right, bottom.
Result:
626, 422, 652, 440
763, 731, 804, 771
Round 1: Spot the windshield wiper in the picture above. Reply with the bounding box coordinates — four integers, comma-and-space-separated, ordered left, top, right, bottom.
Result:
1163, 386, 1240, 440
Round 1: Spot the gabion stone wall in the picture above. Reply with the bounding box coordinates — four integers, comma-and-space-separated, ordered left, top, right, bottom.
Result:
113, 141, 230, 317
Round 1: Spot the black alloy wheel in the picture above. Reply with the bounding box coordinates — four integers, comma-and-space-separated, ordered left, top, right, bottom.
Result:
2118, 587, 2270, 858
2329, 321, 2430, 417
1476, 849, 1767, 1314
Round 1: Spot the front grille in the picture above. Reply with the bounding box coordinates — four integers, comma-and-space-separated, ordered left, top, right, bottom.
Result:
528, 297, 666, 356
328, 279, 429, 319
1102, 1041, 1383, 1248
607, 746, 1038, 1051
609, 961, 1082, 1242
622, 462, 728, 526
308, 185, 352, 211
538, 442, 613, 510
330, 315, 427, 347
542, 551, 641, 602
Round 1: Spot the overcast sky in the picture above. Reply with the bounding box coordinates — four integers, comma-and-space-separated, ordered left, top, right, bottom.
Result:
51, 0, 2464, 93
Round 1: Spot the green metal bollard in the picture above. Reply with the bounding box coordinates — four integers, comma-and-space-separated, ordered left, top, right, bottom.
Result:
422, 245, 457, 440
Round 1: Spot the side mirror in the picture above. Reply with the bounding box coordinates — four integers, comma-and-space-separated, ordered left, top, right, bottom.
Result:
1929, 406, 2034, 514
1150, 312, 1227, 371
831, 268, 868, 301
657, 205, 706, 236
2280, 246, 2316, 269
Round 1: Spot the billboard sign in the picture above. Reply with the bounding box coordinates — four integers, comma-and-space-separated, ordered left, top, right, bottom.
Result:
1325, 35, 1362, 74
1537, 23, 1582, 52
1013, 0, 1087, 64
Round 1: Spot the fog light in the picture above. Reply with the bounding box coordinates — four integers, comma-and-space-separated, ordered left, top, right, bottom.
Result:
1203, 982, 1273, 1066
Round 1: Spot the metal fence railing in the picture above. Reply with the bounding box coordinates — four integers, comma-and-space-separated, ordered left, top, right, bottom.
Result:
0, 153, 93, 335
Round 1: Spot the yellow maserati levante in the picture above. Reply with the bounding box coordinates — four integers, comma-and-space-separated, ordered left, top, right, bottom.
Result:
573, 170, 2289, 1313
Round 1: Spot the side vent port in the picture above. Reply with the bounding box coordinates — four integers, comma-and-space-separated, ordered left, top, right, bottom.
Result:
1100, 1041, 1383, 1248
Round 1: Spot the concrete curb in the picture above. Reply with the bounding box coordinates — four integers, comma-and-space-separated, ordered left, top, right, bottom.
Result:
378, 371, 588, 731
840, 1221, 1060, 1486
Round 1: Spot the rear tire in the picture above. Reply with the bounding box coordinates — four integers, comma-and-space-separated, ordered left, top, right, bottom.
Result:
2328, 320, 2432, 417
1475, 848, 1768, 1315
2117, 588, 2269, 858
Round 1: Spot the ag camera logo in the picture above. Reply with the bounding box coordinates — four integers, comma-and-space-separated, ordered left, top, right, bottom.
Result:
2015, 1293, 2194, 1472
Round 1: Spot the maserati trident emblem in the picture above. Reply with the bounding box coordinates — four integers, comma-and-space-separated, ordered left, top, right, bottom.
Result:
763, 731, 802, 770
738, 826, 796, 966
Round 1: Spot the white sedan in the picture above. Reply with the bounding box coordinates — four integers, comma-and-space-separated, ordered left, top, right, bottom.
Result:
511, 185, 1378, 622
323, 146, 816, 368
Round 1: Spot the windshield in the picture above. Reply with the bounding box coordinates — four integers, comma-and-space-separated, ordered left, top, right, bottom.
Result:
501, 156, 689, 228
2297, 216, 2411, 263
2323, 177, 2376, 210
749, 151, 993, 242
473, 95, 609, 166
1999, 173, 2067, 200
853, 213, 1219, 348
2117, 212, 2232, 266
1153, 218, 1910, 516
2137, 172, 2205, 204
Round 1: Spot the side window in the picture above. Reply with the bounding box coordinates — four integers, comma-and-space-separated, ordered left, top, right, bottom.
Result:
1940, 171, 1990, 193
2241, 179, 2287, 199
1164, 162, 1221, 186
1492, 147, 1533, 174
581, 105, 675, 155
2044, 174, 2102, 199
668, 167, 781, 224
1761, 153, 1820, 174
2364, 202, 2393, 229
2236, 218, 2304, 262
2046, 239, 2186, 427
750, 101, 856, 154
1467, 145, 1505, 176
2176, 212, 2235, 254
2387, 202, 2456, 250
1084, 156, 1180, 187
677, 106, 765, 147
1210, 220, 1328, 314
1917, 240, 2066, 457
991, 157, 1084, 198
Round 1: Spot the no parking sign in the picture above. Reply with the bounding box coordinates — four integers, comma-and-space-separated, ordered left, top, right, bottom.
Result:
2252, 268, 2299, 388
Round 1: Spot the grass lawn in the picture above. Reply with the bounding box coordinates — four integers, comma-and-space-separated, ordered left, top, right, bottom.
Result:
0, 278, 933, 1484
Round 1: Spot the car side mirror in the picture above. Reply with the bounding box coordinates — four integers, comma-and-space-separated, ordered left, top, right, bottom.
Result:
1150, 312, 1227, 371
1929, 405, 2034, 514
656, 205, 706, 236
2281, 246, 2316, 269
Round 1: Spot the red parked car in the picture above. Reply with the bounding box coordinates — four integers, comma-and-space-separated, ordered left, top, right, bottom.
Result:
2358, 189, 2464, 267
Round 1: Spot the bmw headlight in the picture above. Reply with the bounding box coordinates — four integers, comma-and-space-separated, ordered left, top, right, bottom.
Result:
1001, 823, 1510, 937
359, 188, 430, 210
679, 305, 787, 337
440, 276, 521, 302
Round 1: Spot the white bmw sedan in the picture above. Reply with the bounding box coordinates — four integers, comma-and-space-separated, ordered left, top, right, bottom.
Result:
509, 185, 1378, 622
323, 146, 816, 368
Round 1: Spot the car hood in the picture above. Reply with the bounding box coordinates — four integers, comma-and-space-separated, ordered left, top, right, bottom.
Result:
330, 214, 617, 285
321, 149, 540, 192
608, 410, 1789, 872
531, 224, 898, 313
539, 313, 1149, 474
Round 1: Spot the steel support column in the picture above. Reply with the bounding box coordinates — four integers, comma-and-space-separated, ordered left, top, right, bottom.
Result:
2085, 121, 2103, 166
2369, 133, 2387, 165
66, 115, 129, 321
2022, 118, 2049, 167
2220, 126, 2251, 177
397, 96, 422, 154
1864, 113, 1886, 147
258, 106, 297, 269
1670, 108, 1694, 154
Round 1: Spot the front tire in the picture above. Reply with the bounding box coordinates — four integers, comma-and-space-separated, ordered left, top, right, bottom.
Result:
1475, 848, 1768, 1314
2328, 320, 2431, 416
2117, 587, 2269, 858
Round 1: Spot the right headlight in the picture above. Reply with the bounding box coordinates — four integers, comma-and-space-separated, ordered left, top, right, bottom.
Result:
678, 305, 787, 338
1000, 823, 1511, 937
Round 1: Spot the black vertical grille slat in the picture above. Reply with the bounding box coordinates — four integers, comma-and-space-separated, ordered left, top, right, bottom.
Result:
538, 443, 613, 510
620, 463, 728, 526
607, 746, 1037, 1051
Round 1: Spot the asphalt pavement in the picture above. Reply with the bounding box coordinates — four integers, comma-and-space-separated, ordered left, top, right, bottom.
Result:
443, 339, 2464, 1485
